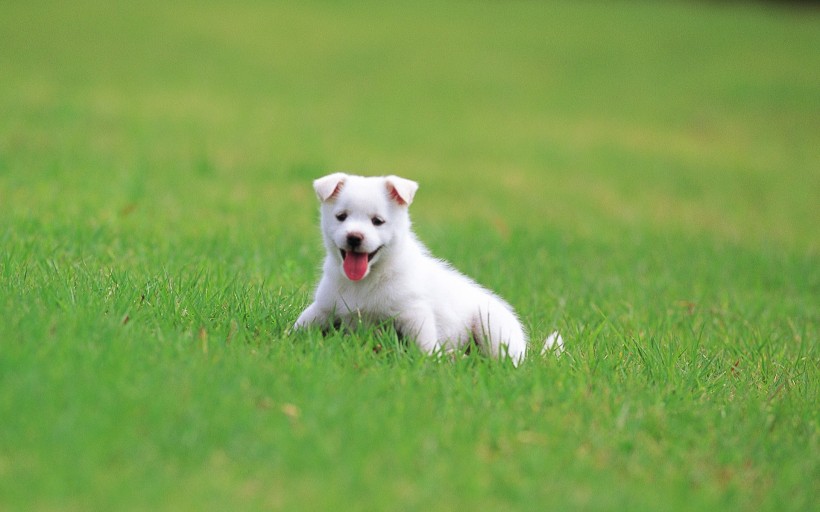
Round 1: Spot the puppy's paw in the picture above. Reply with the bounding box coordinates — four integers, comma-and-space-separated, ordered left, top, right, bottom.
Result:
541, 331, 565, 357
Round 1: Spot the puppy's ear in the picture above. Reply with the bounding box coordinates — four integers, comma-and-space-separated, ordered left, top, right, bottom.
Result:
385, 176, 418, 206
313, 173, 347, 202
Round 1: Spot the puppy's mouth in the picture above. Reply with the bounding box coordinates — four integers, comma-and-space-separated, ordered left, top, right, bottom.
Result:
340, 247, 381, 281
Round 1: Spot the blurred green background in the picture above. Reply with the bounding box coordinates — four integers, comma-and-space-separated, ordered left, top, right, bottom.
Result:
2, 1, 817, 247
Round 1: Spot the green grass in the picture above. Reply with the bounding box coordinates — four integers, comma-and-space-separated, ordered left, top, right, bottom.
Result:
1, 1, 818, 510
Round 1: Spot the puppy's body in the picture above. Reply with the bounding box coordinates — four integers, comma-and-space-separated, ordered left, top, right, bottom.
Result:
295, 173, 559, 365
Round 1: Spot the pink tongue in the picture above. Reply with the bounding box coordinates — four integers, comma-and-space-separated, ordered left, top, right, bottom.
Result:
343, 252, 369, 281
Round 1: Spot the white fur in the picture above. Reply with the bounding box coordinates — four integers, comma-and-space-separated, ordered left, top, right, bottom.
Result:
294, 173, 561, 366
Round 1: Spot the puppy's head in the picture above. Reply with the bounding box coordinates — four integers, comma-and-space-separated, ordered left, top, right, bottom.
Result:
313, 173, 417, 281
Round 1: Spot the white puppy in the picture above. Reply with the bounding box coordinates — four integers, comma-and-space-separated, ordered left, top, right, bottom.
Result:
294, 173, 562, 365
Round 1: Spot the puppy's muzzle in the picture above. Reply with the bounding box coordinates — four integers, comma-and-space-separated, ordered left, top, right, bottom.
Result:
346, 232, 364, 249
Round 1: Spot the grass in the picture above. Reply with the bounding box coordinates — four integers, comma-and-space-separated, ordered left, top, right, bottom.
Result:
1, 1, 818, 510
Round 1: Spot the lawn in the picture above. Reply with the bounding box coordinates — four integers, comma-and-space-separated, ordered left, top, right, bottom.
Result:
1, 1, 818, 510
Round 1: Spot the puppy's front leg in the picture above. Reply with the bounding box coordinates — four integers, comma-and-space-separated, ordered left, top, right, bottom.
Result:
294, 302, 329, 330
397, 308, 442, 357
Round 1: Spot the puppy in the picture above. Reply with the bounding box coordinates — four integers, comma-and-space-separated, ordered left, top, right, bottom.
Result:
294, 173, 562, 365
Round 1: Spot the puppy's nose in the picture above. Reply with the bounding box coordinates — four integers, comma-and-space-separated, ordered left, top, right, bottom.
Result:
346, 232, 364, 248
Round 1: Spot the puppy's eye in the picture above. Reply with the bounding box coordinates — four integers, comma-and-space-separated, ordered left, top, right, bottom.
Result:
335, 212, 348, 222
371, 216, 385, 226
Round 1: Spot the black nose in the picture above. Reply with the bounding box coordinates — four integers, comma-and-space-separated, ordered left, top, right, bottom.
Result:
346, 233, 364, 248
